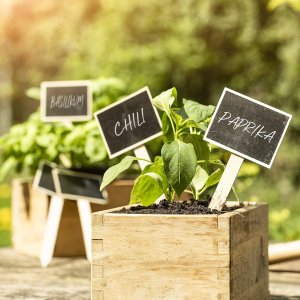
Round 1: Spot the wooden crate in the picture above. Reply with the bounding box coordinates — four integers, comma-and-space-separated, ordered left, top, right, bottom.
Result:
12, 178, 134, 257
91, 202, 269, 300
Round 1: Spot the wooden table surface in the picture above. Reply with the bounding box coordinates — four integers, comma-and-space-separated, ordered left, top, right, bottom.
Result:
0, 248, 299, 300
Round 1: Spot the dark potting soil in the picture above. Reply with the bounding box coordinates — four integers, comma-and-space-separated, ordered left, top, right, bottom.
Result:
113, 197, 242, 215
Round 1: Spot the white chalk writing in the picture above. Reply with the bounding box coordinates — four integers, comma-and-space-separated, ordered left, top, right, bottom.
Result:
218, 112, 276, 143
114, 108, 146, 136
50, 94, 84, 109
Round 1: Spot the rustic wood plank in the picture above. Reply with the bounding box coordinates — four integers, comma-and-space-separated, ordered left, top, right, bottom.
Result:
270, 258, 300, 272
92, 277, 230, 299
229, 203, 269, 299
269, 271, 300, 299
0, 248, 90, 299
95, 261, 230, 280
92, 203, 269, 299
230, 236, 269, 298
269, 241, 300, 264
0, 248, 299, 299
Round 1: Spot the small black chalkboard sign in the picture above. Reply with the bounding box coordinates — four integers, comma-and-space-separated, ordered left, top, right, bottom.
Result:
52, 169, 108, 204
33, 161, 57, 196
204, 88, 292, 168
41, 80, 92, 122
94, 87, 162, 158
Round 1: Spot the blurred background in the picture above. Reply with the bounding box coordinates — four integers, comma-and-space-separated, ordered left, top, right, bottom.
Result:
0, 0, 299, 246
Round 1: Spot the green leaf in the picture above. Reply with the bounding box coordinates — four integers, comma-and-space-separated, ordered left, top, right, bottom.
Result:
84, 136, 107, 162
190, 164, 209, 199
36, 133, 58, 147
46, 144, 58, 160
183, 134, 210, 161
9, 124, 26, 136
24, 154, 35, 167
170, 109, 183, 127
162, 140, 197, 197
20, 132, 36, 153
198, 168, 223, 196
198, 122, 209, 132
83, 120, 98, 132
206, 168, 223, 188
180, 119, 200, 130
182, 100, 215, 123
63, 127, 84, 146
130, 172, 164, 206
152, 88, 177, 118
142, 156, 169, 192
161, 113, 174, 141
100, 156, 138, 191
26, 87, 40, 100
0, 157, 18, 182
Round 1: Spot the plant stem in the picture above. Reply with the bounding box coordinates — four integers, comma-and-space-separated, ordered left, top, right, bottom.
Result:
197, 159, 224, 168
232, 185, 240, 204
135, 157, 153, 164
167, 113, 176, 138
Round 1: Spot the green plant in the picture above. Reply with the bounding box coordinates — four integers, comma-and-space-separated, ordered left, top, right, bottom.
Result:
100, 88, 225, 206
0, 77, 128, 181
0, 183, 11, 247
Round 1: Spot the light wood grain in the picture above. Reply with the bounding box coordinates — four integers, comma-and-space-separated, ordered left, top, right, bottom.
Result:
209, 154, 244, 211
12, 178, 134, 258
269, 241, 300, 264
0, 248, 298, 299
40, 195, 64, 267
229, 203, 269, 300
91, 202, 269, 299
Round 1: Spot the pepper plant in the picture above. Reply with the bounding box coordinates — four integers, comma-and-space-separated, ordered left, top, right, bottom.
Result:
100, 88, 226, 206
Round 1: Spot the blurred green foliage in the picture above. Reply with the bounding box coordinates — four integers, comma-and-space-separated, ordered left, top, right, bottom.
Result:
0, 184, 11, 247
0, 78, 129, 181
1, 0, 299, 240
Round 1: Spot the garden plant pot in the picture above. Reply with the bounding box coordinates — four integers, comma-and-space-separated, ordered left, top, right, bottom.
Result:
12, 178, 134, 257
91, 202, 269, 300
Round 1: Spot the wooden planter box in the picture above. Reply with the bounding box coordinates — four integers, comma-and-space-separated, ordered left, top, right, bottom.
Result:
12, 178, 134, 257
91, 202, 269, 300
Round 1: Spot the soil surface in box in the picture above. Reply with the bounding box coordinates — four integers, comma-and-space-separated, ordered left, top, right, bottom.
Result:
114, 198, 241, 215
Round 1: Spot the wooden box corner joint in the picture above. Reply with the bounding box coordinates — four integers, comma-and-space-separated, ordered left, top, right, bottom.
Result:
91, 202, 269, 300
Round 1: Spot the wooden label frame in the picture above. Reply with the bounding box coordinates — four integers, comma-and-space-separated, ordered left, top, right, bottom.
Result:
41, 80, 92, 122
33, 161, 58, 196
94, 87, 162, 158
204, 87, 292, 168
52, 168, 108, 204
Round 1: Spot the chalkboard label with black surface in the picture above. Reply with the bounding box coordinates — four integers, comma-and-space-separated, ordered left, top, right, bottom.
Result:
41, 80, 92, 122
94, 87, 162, 158
33, 161, 57, 196
52, 169, 108, 204
204, 88, 292, 168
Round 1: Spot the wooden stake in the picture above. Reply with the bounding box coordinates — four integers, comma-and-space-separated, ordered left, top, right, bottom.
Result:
77, 199, 92, 263
40, 195, 64, 267
208, 154, 244, 211
133, 145, 151, 170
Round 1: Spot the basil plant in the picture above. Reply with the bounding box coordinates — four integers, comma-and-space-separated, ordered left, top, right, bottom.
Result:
0, 77, 128, 181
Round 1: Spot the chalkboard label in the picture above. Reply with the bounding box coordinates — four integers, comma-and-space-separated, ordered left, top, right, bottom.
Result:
204, 88, 292, 168
94, 87, 162, 158
41, 80, 92, 122
52, 169, 108, 204
33, 161, 57, 196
